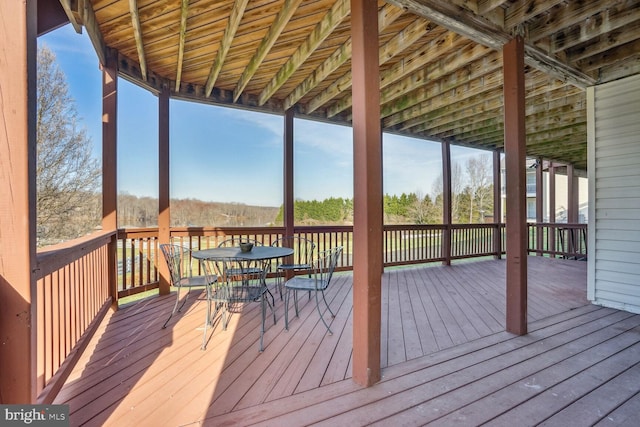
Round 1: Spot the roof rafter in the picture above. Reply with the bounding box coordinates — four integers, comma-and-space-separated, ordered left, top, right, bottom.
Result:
258, 0, 351, 106
388, 0, 596, 87
284, 3, 405, 111
327, 30, 475, 117
128, 0, 147, 81
205, 0, 250, 97
175, 0, 189, 92
60, 0, 106, 65
551, 3, 640, 54
233, 0, 303, 102
312, 18, 434, 116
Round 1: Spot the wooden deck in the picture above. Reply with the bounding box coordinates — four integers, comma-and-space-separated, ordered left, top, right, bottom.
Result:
54, 257, 640, 426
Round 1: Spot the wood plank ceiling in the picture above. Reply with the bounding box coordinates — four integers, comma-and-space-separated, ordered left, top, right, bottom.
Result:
62, 0, 640, 171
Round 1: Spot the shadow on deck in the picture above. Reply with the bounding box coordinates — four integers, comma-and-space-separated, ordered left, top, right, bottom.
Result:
55, 257, 640, 425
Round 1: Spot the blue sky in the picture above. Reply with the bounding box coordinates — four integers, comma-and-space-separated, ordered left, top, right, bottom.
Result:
40, 24, 482, 207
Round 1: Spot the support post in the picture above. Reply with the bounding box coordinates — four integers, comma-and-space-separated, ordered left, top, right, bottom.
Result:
493, 150, 502, 259
567, 164, 579, 223
283, 109, 295, 239
549, 163, 556, 257
503, 36, 527, 335
536, 157, 544, 255
442, 141, 452, 265
0, 0, 37, 403
102, 48, 119, 309
549, 163, 557, 258
158, 87, 170, 295
351, 0, 382, 387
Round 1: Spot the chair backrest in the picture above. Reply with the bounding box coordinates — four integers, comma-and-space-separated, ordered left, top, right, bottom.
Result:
217, 237, 262, 248
272, 236, 316, 265
313, 246, 343, 287
203, 257, 267, 303
160, 244, 190, 285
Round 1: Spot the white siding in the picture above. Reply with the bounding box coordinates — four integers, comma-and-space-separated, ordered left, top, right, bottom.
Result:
588, 74, 640, 313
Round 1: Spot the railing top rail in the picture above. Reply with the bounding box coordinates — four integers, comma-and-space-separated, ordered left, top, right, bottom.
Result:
36, 230, 116, 279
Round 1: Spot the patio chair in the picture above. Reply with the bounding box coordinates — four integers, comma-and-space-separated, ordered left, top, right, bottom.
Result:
271, 236, 316, 300
217, 237, 273, 303
200, 257, 276, 351
283, 246, 343, 334
160, 244, 216, 329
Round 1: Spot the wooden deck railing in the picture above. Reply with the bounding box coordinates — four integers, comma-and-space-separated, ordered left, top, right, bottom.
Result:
116, 223, 587, 298
35, 230, 115, 403
527, 223, 588, 260
32, 221, 586, 403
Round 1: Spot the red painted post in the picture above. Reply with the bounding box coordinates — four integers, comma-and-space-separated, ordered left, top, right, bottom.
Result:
493, 150, 502, 259
0, 0, 37, 403
503, 36, 528, 335
567, 164, 579, 223
283, 109, 295, 239
536, 157, 544, 255
549, 164, 556, 257
442, 141, 452, 265
102, 48, 119, 308
158, 87, 171, 295
351, 0, 383, 387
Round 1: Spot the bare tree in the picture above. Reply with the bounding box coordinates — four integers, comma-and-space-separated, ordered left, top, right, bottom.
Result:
466, 154, 492, 223
432, 161, 465, 222
36, 45, 101, 246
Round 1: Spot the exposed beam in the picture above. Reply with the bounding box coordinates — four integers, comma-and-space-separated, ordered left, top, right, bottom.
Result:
387, 0, 596, 87
258, 0, 351, 106
478, 0, 509, 15
382, 52, 503, 124
524, 1, 611, 43
324, 18, 439, 117
330, 32, 483, 117
504, 0, 566, 30
37, 0, 70, 36
58, 0, 82, 33
174, 0, 189, 93
233, 0, 303, 102
205, 0, 249, 97
128, 0, 147, 81
60, 0, 106, 65
285, 3, 404, 111
551, 3, 640, 53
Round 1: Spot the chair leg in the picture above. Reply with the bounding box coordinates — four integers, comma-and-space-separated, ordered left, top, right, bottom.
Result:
284, 288, 290, 330
259, 295, 266, 352
293, 290, 300, 317
322, 290, 335, 318
315, 290, 333, 335
162, 287, 182, 329
276, 269, 284, 300
201, 300, 209, 350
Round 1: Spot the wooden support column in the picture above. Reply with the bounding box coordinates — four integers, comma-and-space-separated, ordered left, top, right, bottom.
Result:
536, 157, 544, 255
158, 87, 170, 295
493, 150, 502, 259
567, 164, 579, 223
441, 141, 452, 265
549, 164, 556, 257
283, 108, 295, 239
351, 0, 383, 387
102, 49, 119, 309
503, 36, 527, 335
0, 0, 37, 403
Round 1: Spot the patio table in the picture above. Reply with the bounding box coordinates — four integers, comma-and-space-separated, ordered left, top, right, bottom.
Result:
192, 245, 294, 262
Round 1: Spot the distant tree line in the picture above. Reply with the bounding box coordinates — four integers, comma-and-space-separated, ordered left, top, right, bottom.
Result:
35, 44, 495, 247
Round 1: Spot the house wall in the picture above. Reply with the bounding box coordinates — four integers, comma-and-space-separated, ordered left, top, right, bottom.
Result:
588, 73, 640, 314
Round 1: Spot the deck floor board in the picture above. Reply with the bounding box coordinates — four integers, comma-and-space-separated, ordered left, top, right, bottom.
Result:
52, 256, 640, 426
